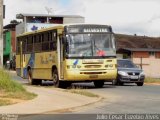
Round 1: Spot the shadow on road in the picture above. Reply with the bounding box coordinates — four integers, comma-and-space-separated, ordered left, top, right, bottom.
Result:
24, 80, 136, 89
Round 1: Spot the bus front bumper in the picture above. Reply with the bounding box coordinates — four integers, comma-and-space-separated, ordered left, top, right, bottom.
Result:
63, 69, 117, 81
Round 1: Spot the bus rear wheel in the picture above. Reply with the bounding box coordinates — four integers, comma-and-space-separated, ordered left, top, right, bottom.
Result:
94, 80, 104, 88
28, 69, 42, 85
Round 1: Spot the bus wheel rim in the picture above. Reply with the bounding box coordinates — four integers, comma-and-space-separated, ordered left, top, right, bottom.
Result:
53, 73, 58, 84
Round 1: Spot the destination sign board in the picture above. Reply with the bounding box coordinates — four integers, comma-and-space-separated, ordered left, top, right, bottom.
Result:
66, 25, 111, 33
83, 28, 108, 33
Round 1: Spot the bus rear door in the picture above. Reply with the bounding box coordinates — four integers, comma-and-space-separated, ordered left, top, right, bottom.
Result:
20, 41, 26, 78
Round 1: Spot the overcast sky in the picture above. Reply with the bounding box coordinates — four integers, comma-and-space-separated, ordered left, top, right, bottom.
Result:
3, 0, 160, 37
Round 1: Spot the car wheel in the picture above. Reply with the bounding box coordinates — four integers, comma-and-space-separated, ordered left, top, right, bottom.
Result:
115, 78, 123, 86
119, 82, 124, 86
112, 79, 117, 85
136, 82, 144, 86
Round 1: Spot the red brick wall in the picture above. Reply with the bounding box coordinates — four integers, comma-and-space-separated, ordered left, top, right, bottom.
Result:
155, 52, 160, 58
132, 51, 149, 58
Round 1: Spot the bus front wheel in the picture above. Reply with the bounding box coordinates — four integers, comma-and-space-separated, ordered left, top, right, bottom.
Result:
52, 69, 61, 88
52, 69, 71, 88
94, 80, 104, 88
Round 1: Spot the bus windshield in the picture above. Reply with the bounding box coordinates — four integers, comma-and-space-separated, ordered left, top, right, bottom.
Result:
66, 33, 116, 58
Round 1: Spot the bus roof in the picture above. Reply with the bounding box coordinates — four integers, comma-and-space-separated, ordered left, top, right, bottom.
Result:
17, 25, 64, 37
17, 24, 112, 37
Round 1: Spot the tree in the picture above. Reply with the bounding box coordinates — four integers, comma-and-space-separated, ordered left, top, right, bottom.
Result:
10, 20, 21, 24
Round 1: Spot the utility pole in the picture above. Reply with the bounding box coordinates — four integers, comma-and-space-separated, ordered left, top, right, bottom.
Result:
0, 0, 3, 67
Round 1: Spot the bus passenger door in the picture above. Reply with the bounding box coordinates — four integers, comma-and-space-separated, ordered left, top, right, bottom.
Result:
59, 35, 64, 79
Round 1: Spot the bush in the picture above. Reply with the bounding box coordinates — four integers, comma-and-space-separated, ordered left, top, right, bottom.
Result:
0, 69, 25, 92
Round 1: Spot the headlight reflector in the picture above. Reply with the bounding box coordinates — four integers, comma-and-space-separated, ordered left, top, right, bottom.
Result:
140, 71, 145, 76
118, 71, 128, 76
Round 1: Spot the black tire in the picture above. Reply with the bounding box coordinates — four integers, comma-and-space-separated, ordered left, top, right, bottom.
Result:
52, 69, 71, 88
34, 79, 42, 85
112, 79, 117, 85
94, 80, 104, 88
115, 78, 124, 86
137, 82, 144, 86
119, 82, 124, 86
52, 69, 64, 88
28, 69, 42, 85
52, 69, 60, 87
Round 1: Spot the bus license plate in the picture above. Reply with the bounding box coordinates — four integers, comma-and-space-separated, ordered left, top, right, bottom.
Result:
89, 75, 98, 79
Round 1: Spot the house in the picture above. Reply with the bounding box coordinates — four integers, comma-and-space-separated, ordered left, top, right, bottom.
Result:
16, 13, 85, 35
116, 34, 160, 78
3, 23, 17, 68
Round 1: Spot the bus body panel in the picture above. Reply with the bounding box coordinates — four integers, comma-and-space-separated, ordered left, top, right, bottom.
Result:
63, 59, 117, 81
17, 51, 58, 80
16, 24, 117, 84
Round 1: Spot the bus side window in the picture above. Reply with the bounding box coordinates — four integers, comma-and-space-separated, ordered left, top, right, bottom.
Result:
22, 37, 27, 53
50, 30, 57, 51
34, 34, 42, 52
42, 32, 49, 51
26, 36, 33, 53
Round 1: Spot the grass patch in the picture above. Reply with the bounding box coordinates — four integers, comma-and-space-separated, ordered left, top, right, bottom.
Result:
0, 69, 25, 92
145, 78, 160, 83
2, 91, 37, 100
0, 69, 37, 106
0, 99, 11, 106
66, 89, 99, 98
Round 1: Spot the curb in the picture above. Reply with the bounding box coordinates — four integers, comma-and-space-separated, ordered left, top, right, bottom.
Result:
144, 83, 160, 86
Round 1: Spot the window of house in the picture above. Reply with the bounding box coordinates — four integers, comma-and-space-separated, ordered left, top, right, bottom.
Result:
149, 51, 155, 56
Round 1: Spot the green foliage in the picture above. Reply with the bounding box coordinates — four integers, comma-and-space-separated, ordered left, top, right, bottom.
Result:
0, 99, 11, 106
0, 69, 25, 92
145, 78, 160, 83
10, 20, 21, 24
0, 69, 37, 105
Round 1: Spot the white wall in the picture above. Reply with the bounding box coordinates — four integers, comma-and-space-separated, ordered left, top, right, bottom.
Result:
133, 56, 160, 78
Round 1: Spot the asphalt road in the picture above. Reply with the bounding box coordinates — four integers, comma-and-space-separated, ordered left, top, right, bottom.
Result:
18, 83, 160, 120
10, 73, 160, 120
73, 83, 160, 114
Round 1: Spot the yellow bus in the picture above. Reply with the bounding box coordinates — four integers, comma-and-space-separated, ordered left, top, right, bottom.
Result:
16, 24, 117, 88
